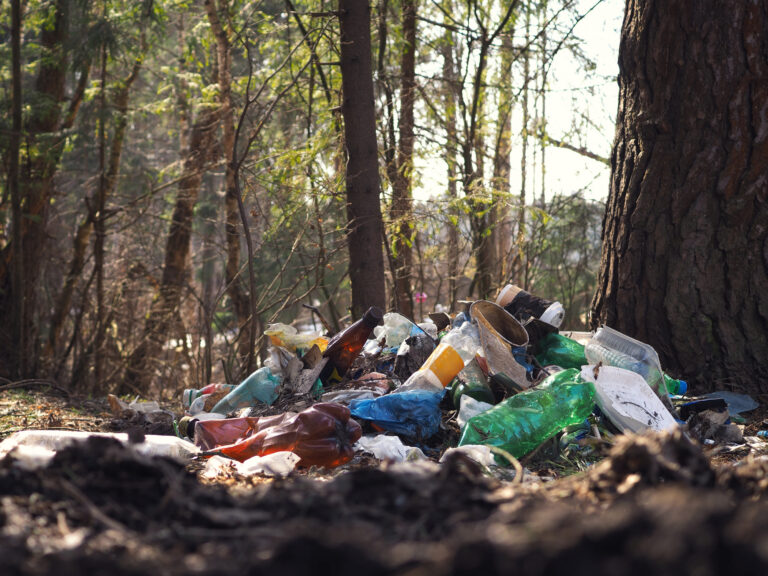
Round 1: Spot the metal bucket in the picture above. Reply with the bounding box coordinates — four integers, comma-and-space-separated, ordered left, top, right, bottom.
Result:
470, 300, 531, 391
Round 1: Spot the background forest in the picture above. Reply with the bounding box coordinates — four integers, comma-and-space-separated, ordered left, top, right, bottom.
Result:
0, 0, 616, 395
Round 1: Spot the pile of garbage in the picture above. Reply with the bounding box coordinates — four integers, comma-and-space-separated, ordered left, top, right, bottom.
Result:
1, 284, 761, 478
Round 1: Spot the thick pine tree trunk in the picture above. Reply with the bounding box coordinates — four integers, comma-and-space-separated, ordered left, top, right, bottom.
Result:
339, 0, 386, 317
591, 0, 768, 391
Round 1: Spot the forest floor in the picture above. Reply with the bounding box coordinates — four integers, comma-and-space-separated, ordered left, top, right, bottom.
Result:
3, 388, 768, 575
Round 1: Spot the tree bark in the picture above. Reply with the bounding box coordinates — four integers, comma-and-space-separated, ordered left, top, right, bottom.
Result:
205, 0, 252, 374
339, 0, 386, 317
124, 107, 221, 392
0, 0, 70, 377
591, 0, 768, 391
390, 0, 416, 318
9, 0, 24, 378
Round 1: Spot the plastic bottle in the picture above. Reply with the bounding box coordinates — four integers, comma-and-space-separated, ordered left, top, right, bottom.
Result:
458, 368, 595, 459
396, 342, 465, 392
535, 333, 587, 370
496, 284, 565, 328
373, 312, 420, 350
451, 359, 495, 408
210, 367, 283, 414
179, 412, 294, 451
207, 403, 362, 468
320, 306, 384, 386
440, 321, 482, 364
585, 327, 668, 396
182, 383, 236, 410
664, 373, 687, 395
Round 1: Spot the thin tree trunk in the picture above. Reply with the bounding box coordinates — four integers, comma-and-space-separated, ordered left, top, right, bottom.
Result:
591, 0, 768, 391
442, 18, 459, 309
8, 0, 24, 378
123, 107, 221, 392
47, 26, 145, 362
338, 0, 386, 316
390, 0, 416, 318
493, 32, 514, 286
205, 0, 252, 375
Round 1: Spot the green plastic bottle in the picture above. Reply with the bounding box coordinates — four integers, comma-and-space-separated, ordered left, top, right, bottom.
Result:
458, 368, 595, 460
663, 373, 687, 395
535, 333, 587, 369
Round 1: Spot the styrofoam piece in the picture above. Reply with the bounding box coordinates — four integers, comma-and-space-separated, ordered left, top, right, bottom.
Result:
355, 434, 427, 462
580, 365, 677, 433
0, 430, 199, 461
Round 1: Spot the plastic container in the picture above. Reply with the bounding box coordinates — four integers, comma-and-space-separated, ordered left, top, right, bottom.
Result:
320, 306, 384, 386
496, 284, 565, 328
535, 333, 587, 370
585, 327, 669, 397
664, 373, 687, 395
179, 412, 294, 451
396, 342, 465, 392
373, 312, 423, 350
458, 368, 595, 459
210, 367, 282, 414
207, 403, 362, 468
440, 321, 482, 364
579, 365, 677, 433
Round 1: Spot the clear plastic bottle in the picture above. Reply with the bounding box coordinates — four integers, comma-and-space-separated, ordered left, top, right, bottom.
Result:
585, 327, 668, 396
396, 342, 465, 392
440, 321, 482, 364
458, 368, 595, 459
210, 367, 283, 414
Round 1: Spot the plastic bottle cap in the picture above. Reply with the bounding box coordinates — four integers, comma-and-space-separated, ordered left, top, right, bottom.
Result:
677, 380, 688, 395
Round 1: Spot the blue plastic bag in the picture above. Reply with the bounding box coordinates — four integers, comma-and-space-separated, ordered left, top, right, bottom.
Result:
349, 389, 445, 439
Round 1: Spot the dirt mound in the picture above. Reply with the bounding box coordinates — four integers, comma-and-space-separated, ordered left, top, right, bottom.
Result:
1, 433, 768, 574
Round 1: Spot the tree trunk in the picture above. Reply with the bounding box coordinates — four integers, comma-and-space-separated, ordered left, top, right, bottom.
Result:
591, 0, 768, 391
123, 107, 220, 392
339, 0, 386, 317
442, 19, 459, 309
205, 0, 252, 375
492, 32, 514, 287
8, 0, 24, 378
0, 0, 69, 377
390, 0, 416, 318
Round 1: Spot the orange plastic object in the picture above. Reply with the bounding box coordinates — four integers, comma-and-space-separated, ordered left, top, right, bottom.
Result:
211, 403, 362, 468
422, 343, 465, 387
193, 413, 293, 451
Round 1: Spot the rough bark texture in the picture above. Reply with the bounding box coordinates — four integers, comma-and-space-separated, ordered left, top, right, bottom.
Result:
591, 0, 768, 391
390, 0, 416, 318
339, 0, 387, 317
206, 0, 252, 372
0, 0, 70, 377
123, 107, 220, 392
